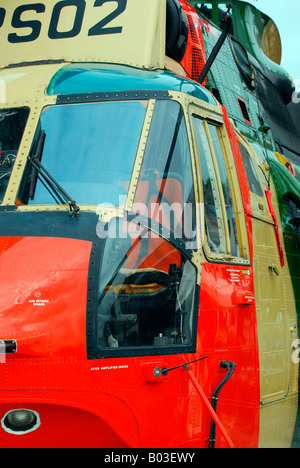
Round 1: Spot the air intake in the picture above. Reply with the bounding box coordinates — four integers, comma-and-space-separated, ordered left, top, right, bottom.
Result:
1, 409, 40, 435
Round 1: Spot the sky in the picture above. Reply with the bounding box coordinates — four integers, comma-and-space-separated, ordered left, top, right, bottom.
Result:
245, 0, 300, 81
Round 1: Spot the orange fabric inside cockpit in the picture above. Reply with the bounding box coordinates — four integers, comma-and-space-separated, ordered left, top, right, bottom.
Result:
132, 176, 183, 229
125, 175, 184, 273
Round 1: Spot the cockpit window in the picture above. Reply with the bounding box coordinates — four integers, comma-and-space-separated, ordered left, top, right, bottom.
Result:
18, 101, 147, 207
132, 100, 196, 248
0, 108, 29, 204
88, 217, 198, 359
192, 116, 241, 258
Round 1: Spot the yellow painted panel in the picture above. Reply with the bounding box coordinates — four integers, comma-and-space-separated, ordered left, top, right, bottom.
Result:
252, 180, 298, 447
253, 217, 290, 402
0, 0, 166, 70
259, 396, 298, 448
0, 63, 64, 105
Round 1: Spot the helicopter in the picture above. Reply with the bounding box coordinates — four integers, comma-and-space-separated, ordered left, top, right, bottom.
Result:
0, 0, 299, 448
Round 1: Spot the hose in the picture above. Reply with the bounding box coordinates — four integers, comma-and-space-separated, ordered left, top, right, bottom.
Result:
208, 361, 236, 448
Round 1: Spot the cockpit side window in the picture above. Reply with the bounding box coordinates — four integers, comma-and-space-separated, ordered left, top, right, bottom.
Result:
192, 115, 242, 259
0, 108, 29, 204
192, 117, 227, 255
132, 100, 197, 248
87, 217, 199, 359
208, 123, 240, 257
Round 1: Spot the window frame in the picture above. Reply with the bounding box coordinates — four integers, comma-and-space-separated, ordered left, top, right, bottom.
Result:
189, 103, 250, 264
236, 96, 252, 126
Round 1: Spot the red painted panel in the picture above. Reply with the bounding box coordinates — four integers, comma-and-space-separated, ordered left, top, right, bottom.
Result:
0, 233, 260, 447
0, 402, 132, 448
180, 0, 208, 83
0, 237, 91, 365
197, 262, 260, 447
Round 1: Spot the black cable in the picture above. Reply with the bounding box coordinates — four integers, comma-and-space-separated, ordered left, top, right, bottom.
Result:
198, 14, 232, 85
208, 361, 236, 448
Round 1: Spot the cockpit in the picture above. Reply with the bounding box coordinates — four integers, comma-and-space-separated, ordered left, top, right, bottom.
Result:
12, 93, 201, 357
0, 63, 251, 358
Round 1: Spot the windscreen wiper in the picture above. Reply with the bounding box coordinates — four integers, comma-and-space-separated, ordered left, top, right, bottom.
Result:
28, 131, 80, 216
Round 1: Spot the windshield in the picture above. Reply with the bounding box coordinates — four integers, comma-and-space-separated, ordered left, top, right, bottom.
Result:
0, 108, 29, 203
19, 101, 147, 207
